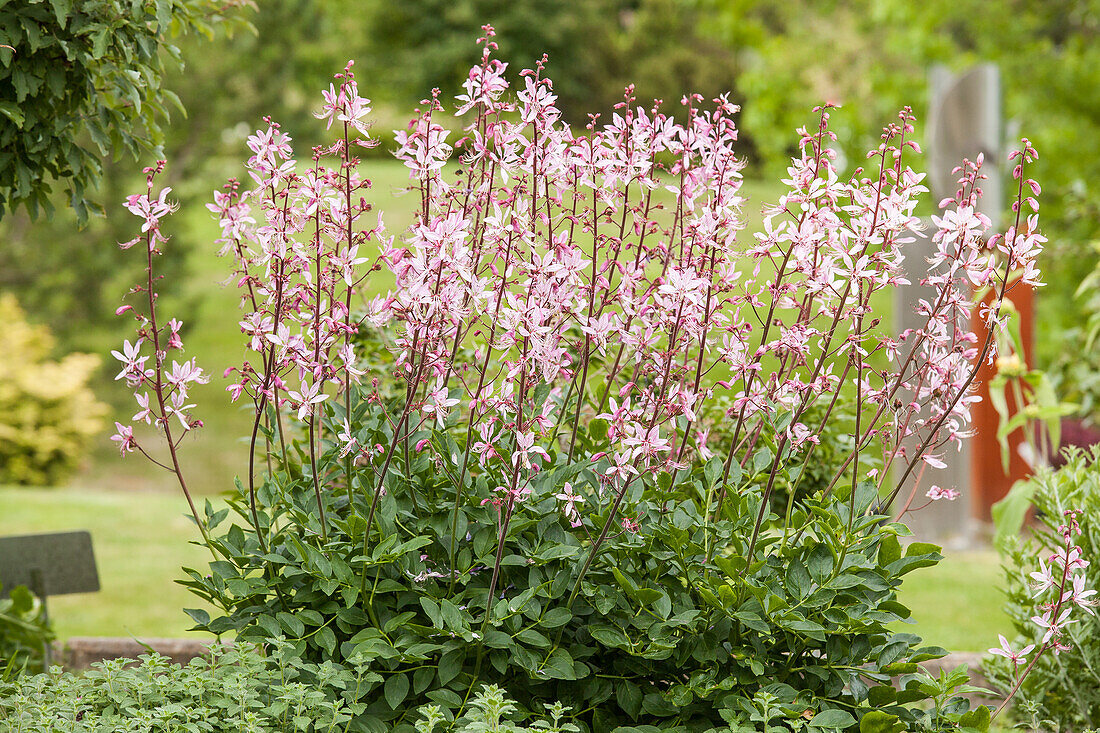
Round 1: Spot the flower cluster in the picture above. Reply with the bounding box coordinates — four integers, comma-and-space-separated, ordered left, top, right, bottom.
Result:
204, 63, 382, 540
112, 164, 210, 456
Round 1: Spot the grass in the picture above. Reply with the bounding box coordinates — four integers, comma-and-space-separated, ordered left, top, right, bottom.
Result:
4, 482, 1010, 650
892, 547, 1011, 653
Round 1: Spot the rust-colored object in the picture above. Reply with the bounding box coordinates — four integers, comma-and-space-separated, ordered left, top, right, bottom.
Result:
969, 284, 1035, 522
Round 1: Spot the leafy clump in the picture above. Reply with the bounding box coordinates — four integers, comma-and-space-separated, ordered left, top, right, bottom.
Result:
0, 294, 106, 486
186, 461, 991, 732
0, 584, 53, 678
0, 0, 250, 220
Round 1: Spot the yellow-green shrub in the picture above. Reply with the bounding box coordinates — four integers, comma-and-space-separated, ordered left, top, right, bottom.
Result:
0, 294, 106, 486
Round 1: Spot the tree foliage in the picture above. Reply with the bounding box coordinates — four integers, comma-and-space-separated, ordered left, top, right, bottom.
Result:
0, 0, 250, 221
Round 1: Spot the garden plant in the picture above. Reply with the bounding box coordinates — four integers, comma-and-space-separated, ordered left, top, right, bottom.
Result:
16, 27, 1090, 733
986, 445, 1100, 732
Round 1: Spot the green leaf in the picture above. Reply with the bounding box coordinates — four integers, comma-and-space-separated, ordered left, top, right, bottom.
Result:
866, 685, 896, 707
0, 101, 24, 127
958, 705, 991, 732
256, 614, 281, 638
483, 630, 513, 649
420, 597, 443, 629
752, 448, 773, 475
541, 648, 577, 679
540, 607, 571, 628
878, 533, 901, 568
808, 709, 855, 729
277, 611, 305, 638
588, 418, 609, 441
991, 478, 1038, 548
183, 608, 209, 627
413, 666, 434, 694
384, 672, 409, 710
316, 626, 337, 655
589, 625, 630, 647
616, 680, 642, 719
439, 599, 464, 631
807, 544, 833, 582
859, 710, 906, 733
437, 649, 463, 685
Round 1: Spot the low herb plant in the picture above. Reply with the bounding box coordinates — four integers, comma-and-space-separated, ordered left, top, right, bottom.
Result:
985, 446, 1100, 731
0, 642, 567, 733
106, 27, 1074, 733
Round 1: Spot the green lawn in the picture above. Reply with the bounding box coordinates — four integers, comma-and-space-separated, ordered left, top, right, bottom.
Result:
892, 547, 1010, 653
3, 483, 1009, 651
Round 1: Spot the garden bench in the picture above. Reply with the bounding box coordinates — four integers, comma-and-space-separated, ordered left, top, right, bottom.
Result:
0, 530, 100, 665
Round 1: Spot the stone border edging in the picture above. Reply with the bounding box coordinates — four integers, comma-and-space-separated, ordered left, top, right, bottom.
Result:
53, 638, 994, 701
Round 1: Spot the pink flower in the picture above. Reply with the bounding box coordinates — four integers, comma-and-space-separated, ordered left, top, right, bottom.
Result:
337, 419, 358, 458
696, 429, 714, 461
553, 482, 583, 528
423, 385, 461, 422
1031, 607, 1075, 644
926, 485, 959, 501
512, 431, 551, 471
132, 392, 153, 425
287, 381, 330, 421
605, 452, 639, 483
111, 423, 136, 456
1029, 558, 1058, 598
1064, 573, 1098, 614
110, 339, 148, 384
921, 454, 947, 469
123, 187, 175, 238
166, 319, 184, 350
988, 634, 1033, 665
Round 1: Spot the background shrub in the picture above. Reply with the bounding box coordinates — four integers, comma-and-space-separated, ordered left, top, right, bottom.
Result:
0, 294, 106, 486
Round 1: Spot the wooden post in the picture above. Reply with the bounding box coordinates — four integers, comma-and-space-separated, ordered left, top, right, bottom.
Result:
970, 284, 1035, 522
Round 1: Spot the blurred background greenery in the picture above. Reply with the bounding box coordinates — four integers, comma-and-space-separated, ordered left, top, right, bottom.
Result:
1, 0, 1098, 649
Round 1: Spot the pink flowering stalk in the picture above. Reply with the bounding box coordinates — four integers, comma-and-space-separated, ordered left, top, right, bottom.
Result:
990, 509, 1098, 720
113, 162, 213, 549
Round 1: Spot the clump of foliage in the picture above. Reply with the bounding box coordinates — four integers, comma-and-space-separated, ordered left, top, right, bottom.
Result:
0, 294, 106, 486
0, 0, 251, 220
985, 446, 1100, 732
109, 28, 1062, 733
0, 584, 53, 679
